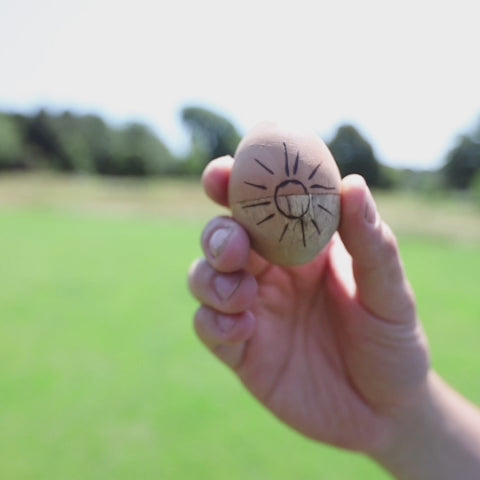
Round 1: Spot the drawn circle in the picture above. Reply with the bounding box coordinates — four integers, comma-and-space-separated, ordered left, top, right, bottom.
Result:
274, 179, 310, 219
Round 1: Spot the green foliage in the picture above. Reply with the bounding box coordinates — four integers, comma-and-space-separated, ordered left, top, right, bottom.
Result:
328, 124, 391, 188
25, 110, 75, 171
471, 171, 480, 204
0, 110, 175, 176
387, 168, 443, 192
171, 153, 208, 177
1, 105, 220, 177
181, 106, 241, 173
3, 105, 480, 189
49, 111, 96, 172
16, 109, 176, 176
443, 125, 480, 189
0, 113, 24, 169
104, 122, 176, 176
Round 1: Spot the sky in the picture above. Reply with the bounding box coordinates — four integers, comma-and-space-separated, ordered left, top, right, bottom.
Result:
1, 0, 479, 169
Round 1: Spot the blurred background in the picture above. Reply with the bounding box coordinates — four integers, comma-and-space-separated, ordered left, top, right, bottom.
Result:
0, 1, 479, 479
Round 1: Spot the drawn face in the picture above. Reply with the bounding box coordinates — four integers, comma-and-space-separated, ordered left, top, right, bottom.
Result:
240, 142, 337, 248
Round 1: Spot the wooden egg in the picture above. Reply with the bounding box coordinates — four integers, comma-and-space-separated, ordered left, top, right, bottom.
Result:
229, 122, 341, 266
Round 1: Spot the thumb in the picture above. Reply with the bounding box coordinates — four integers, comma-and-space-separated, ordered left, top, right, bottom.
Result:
338, 175, 416, 323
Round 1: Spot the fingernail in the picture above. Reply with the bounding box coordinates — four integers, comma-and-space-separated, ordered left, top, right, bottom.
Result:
216, 314, 235, 333
214, 274, 240, 300
364, 190, 378, 224
209, 227, 231, 257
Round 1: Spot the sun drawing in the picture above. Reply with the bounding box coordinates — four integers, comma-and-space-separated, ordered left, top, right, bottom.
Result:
241, 142, 338, 248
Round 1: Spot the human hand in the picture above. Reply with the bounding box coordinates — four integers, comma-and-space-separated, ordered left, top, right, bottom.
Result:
188, 155, 430, 454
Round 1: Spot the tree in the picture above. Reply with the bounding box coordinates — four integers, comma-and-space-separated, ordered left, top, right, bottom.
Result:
111, 122, 175, 176
24, 110, 76, 171
471, 171, 480, 204
76, 114, 115, 174
20, 110, 176, 176
181, 106, 241, 171
52, 111, 96, 173
443, 121, 480, 189
328, 124, 386, 187
0, 114, 24, 170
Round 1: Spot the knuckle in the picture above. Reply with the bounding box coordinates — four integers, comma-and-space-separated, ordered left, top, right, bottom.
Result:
188, 258, 213, 299
229, 273, 257, 311
188, 257, 202, 279
188, 256, 256, 313
379, 223, 399, 260
211, 271, 256, 314
193, 306, 216, 345
202, 218, 250, 272
403, 281, 417, 312
201, 215, 232, 245
187, 259, 200, 293
194, 305, 211, 330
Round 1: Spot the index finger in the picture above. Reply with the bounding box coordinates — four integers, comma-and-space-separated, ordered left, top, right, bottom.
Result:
202, 155, 234, 208
201, 155, 271, 277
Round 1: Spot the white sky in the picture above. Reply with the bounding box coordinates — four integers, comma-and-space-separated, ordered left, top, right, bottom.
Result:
1, 0, 479, 169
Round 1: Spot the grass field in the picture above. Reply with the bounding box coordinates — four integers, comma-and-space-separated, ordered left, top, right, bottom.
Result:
0, 174, 479, 479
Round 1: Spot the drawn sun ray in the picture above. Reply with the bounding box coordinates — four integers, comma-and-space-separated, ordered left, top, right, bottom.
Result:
256, 213, 275, 225
311, 219, 321, 235
308, 163, 322, 180
317, 203, 333, 216
279, 223, 289, 242
244, 181, 267, 190
255, 158, 274, 175
310, 184, 336, 190
242, 201, 272, 209
283, 142, 290, 177
299, 219, 306, 247
293, 152, 299, 175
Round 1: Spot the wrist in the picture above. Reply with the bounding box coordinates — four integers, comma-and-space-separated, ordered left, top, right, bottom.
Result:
371, 371, 480, 480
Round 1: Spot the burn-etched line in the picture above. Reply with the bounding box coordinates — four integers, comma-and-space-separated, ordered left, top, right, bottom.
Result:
310, 184, 336, 190
279, 224, 289, 242
300, 219, 306, 247
242, 201, 271, 209
311, 219, 321, 235
308, 163, 322, 180
254, 158, 274, 175
283, 142, 290, 177
244, 181, 267, 190
317, 203, 333, 216
293, 152, 299, 175
257, 213, 275, 225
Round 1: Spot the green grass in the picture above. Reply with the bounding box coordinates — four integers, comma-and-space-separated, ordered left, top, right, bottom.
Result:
0, 176, 479, 479
401, 237, 480, 400
0, 210, 386, 479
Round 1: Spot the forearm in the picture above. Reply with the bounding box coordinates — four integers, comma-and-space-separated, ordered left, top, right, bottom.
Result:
372, 371, 480, 480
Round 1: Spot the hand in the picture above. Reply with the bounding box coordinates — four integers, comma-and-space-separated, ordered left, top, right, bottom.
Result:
188, 155, 430, 454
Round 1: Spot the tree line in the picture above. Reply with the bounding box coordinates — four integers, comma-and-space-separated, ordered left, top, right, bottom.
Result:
0, 105, 479, 191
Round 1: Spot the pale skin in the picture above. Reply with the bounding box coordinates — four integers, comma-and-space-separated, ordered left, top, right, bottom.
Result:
188, 156, 480, 479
